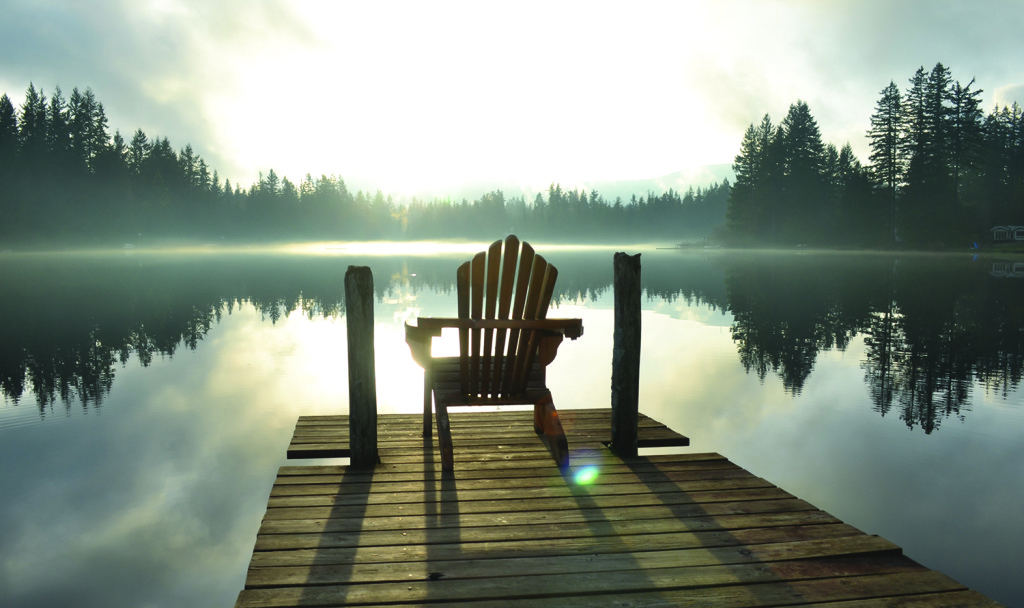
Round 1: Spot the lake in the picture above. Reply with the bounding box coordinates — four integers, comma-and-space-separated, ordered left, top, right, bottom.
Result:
1, 243, 1022, 607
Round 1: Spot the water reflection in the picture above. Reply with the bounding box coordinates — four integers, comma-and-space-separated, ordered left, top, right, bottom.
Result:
1, 246, 1022, 607
2, 249, 1021, 435
724, 252, 1024, 432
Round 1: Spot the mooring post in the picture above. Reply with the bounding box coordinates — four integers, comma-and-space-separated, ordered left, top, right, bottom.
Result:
345, 265, 379, 467
611, 252, 641, 458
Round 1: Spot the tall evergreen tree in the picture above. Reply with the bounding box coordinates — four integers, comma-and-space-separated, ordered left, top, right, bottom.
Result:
947, 77, 984, 207
834, 143, 882, 245
900, 67, 928, 196
179, 143, 197, 190
728, 114, 779, 241
0, 93, 18, 190
127, 128, 148, 176
18, 83, 48, 179
980, 103, 1024, 226
924, 63, 954, 202
68, 87, 110, 173
868, 81, 903, 243
778, 100, 827, 242
901, 64, 956, 244
46, 86, 73, 178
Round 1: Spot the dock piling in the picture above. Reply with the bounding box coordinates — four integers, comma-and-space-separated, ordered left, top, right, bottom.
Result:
611, 252, 641, 457
344, 265, 379, 467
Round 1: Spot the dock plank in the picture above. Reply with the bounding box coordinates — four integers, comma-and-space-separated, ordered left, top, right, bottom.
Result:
286, 409, 689, 458
235, 409, 1003, 607
246, 534, 897, 588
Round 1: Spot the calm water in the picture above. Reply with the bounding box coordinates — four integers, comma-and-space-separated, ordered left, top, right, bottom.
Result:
1, 244, 1022, 607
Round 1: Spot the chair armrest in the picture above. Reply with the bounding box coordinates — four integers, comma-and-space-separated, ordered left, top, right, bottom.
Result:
545, 319, 584, 340
414, 317, 584, 339
407, 317, 461, 335
404, 320, 441, 368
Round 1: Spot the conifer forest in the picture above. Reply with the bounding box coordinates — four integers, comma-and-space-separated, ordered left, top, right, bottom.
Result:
1, 62, 1021, 248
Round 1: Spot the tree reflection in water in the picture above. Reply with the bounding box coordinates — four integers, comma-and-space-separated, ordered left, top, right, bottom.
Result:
723, 252, 1024, 432
1, 249, 1020, 433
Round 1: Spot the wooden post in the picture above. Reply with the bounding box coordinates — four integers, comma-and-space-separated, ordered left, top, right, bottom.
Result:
611, 252, 641, 458
345, 266, 379, 467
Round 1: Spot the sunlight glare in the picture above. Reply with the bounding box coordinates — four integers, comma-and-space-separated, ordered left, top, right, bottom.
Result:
317, 241, 489, 256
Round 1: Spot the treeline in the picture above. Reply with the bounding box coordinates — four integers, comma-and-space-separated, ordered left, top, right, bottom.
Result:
403, 183, 728, 242
0, 83, 727, 245
727, 63, 1024, 248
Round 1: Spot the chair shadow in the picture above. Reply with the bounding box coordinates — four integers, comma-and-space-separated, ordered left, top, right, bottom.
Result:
286, 429, 461, 606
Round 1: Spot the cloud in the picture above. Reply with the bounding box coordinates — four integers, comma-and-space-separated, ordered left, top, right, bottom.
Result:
994, 84, 1024, 109
683, 0, 1024, 160
3, 0, 1024, 191
0, 0, 313, 180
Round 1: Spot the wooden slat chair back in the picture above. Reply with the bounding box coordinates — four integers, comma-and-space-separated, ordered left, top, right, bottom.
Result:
406, 235, 583, 470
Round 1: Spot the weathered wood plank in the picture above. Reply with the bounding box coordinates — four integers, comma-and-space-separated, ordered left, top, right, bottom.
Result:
798, 591, 1005, 607
276, 451, 726, 477
257, 493, 807, 535
255, 502, 828, 551
287, 409, 690, 460
295, 410, 671, 430
241, 574, 981, 608
263, 476, 777, 511
286, 423, 685, 441
273, 456, 734, 485
292, 411, 675, 430
235, 559, 945, 608
260, 487, 802, 529
246, 535, 900, 588
286, 429, 684, 449
268, 465, 756, 497
237, 410, 1001, 608
258, 480, 798, 520
245, 524, 868, 572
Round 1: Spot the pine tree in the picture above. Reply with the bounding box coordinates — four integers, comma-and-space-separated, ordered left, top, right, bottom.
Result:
867, 81, 902, 243
834, 143, 882, 245
179, 143, 197, 189
728, 114, 779, 241
981, 103, 1024, 226
19, 83, 48, 179
778, 100, 826, 242
900, 67, 928, 197
128, 128, 149, 175
901, 64, 956, 244
263, 168, 280, 195
68, 87, 110, 172
947, 77, 984, 207
0, 93, 18, 190
46, 86, 73, 178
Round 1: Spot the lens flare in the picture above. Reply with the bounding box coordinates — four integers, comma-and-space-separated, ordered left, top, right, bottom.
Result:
573, 465, 599, 485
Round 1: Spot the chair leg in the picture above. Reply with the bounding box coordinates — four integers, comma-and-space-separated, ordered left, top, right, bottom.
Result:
422, 370, 433, 439
534, 393, 569, 469
435, 401, 454, 471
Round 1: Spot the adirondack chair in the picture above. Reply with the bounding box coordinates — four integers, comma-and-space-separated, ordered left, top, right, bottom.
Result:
405, 235, 583, 470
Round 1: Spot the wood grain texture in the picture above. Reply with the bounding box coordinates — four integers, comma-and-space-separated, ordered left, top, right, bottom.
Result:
236, 410, 1003, 607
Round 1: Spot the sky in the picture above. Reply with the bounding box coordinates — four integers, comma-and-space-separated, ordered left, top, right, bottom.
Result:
1, 0, 1023, 198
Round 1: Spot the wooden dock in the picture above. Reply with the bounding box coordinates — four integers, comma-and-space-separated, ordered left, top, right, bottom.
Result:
235, 409, 1002, 607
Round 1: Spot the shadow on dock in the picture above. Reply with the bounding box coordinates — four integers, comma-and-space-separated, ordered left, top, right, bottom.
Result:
233, 409, 1002, 607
